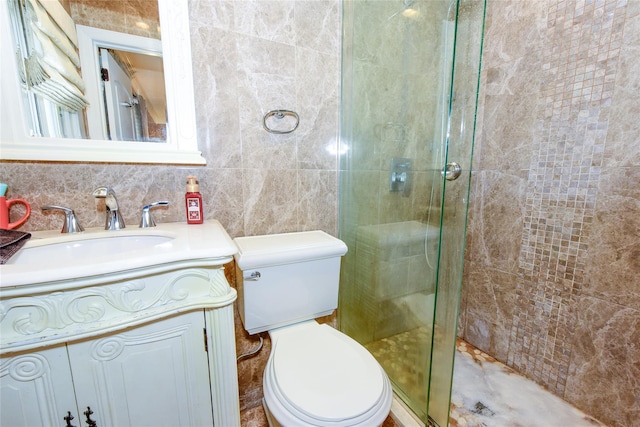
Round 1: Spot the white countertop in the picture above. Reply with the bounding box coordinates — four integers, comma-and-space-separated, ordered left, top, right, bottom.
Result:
0, 220, 237, 290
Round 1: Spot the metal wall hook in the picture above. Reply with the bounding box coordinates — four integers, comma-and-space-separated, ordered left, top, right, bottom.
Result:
262, 109, 299, 134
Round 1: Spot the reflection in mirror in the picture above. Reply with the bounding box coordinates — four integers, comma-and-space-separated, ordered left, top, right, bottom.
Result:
99, 48, 166, 142
77, 25, 166, 142
6, 0, 88, 139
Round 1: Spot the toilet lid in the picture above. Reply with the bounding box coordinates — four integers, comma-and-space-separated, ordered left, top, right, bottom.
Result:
270, 324, 385, 422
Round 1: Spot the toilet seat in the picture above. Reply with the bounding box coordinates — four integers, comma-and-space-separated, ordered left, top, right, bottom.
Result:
263, 322, 392, 426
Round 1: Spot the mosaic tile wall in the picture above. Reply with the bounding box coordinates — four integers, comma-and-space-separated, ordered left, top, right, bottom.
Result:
509, 0, 627, 396
2, 1, 638, 426
461, 1, 640, 426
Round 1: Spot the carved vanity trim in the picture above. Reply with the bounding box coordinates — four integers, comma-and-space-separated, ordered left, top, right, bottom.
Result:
0, 223, 241, 426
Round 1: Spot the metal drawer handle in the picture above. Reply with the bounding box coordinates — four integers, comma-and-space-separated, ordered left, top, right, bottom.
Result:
83, 407, 98, 427
64, 411, 76, 427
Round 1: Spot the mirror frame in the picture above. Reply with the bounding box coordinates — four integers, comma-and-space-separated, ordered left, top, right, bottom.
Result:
0, 0, 205, 165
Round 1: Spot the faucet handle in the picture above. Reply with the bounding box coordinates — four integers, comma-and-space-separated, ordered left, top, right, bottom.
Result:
139, 201, 169, 228
41, 205, 84, 233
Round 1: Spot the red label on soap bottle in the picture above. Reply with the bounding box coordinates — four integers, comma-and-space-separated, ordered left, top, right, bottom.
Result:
185, 194, 203, 224
185, 175, 204, 224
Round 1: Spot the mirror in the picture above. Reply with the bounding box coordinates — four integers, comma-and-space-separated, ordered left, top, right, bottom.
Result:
0, 0, 205, 165
77, 25, 166, 142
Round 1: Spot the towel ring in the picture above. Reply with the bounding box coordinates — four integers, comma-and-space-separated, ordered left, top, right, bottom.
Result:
263, 109, 299, 134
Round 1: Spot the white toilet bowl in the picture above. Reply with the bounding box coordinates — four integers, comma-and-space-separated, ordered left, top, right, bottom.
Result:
262, 321, 392, 427
233, 231, 393, 426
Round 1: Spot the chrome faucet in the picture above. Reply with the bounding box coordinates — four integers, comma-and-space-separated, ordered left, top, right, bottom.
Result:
92, 187, 125, 230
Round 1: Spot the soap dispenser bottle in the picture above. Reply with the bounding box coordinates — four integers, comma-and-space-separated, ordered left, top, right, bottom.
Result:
185, 175, 204, 224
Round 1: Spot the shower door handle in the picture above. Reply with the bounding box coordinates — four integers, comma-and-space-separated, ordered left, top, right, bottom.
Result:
442, 162, 462, 181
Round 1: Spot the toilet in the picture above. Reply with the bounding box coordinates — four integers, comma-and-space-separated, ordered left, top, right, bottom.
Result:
234, 231, 393, 427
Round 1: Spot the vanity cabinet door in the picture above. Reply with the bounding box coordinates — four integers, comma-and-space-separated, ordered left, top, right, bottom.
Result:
0, 345, 79, 427
67, 311, 214, 427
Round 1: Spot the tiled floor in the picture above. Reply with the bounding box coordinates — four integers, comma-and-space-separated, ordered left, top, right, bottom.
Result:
239, 396, 400, 426
240, 332, 608, 427
450, 339, 607, 427
367, 327, 607, 427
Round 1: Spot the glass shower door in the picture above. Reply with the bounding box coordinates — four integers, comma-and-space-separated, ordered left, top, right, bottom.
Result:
338, 1, 486, 425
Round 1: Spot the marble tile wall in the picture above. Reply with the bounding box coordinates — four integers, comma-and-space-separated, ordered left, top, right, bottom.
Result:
460, 1, 640, 426
2, 0, 638, 426
1, 0, 341, 415
69, 0, 161, 39
1, 0, 340, 239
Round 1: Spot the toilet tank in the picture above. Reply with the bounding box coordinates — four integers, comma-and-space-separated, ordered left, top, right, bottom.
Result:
233, 231, 348, 335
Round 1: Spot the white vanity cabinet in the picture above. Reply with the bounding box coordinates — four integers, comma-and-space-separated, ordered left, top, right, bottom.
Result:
0, 221, 241, 427
68, 311, 214, 427
1, 311, 214, 427
1, 345, 77, 426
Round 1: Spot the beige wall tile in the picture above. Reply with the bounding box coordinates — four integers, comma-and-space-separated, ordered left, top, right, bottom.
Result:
2, 0, 340, 240
462, 1, 639, 425
2, 1, 638, 425
565, 296, 640, 427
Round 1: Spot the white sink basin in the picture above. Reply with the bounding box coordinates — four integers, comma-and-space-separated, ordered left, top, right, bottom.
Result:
0, 220, 238, 289
8, 234, 174, 266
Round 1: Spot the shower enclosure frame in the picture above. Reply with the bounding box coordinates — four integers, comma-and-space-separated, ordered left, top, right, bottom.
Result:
338, 1, 486, 425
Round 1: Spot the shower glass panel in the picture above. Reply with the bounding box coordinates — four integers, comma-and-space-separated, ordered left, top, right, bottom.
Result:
338, 1, 486, 426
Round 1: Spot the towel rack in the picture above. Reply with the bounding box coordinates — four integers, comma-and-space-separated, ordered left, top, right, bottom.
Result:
262, 109, 299, 134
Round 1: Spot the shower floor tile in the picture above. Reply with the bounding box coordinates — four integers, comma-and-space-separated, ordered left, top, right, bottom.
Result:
366, 327, 607, 427
451, 339, 607, 427
240, 330, 607, 427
